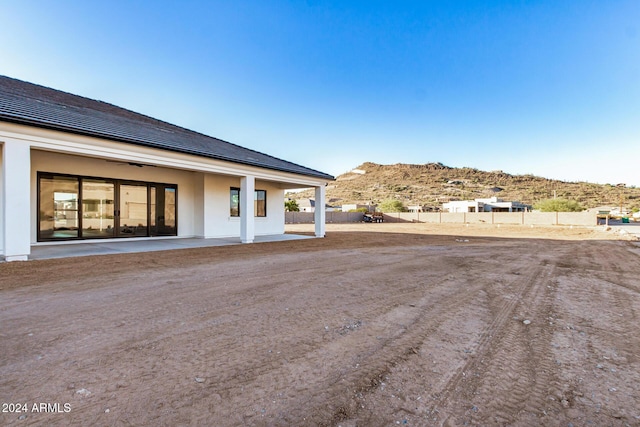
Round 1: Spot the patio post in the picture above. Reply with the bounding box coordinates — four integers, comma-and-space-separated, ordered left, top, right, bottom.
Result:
240, 175, 255, 243
2, 139, 31, 261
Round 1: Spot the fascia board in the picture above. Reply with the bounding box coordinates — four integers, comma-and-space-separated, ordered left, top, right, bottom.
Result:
0, 124, 330, 188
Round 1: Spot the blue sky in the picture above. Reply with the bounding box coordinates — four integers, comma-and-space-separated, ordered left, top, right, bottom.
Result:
1, 1, 638, 186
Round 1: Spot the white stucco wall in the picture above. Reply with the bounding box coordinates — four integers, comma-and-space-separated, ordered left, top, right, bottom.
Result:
30, 151, 288, 242
195, 174, 285, 238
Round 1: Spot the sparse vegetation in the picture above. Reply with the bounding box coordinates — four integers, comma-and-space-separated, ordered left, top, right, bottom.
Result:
285, 199, 300, 212
534, 198, 584, 212
378, 199, 406, 212
286, 162, 640, 211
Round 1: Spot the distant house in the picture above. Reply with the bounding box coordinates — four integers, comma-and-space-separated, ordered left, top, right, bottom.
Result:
341, 203, 376, 212
407, 205, 440, 213
0, 76, 333, 261
297, 199, 315, 212
298, 199, 340, 212
408, 205, 444, 213
443, 197, 529, 213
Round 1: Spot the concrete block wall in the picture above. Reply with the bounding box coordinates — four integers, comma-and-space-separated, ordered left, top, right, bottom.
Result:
558, 212, 597, 226
524, 212, 557, 225
285, 211, 364, 224
286, 211, 598, 226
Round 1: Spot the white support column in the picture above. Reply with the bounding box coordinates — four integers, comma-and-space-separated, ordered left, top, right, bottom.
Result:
2, 140, 31, 261
240, 175, 255, 243
314, 185, 326, 238
194, 173, 218, 238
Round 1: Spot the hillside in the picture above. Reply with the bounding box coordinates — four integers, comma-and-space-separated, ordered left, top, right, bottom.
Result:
288, 162, 640, 211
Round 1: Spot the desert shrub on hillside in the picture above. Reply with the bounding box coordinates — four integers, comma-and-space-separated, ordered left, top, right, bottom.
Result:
378, 199, 406, 212
534, 198, 584, 212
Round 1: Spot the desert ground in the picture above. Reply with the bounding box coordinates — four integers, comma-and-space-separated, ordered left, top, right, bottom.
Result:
1, 223, 639, 426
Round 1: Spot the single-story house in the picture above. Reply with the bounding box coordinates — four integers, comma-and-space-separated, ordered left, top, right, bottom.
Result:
293, 198, 341, 213
0, 76, 334, 261
443, 197, 530, 213
407, 205, 440, 213
295, 198, 316, 213
341, 203, 376, 213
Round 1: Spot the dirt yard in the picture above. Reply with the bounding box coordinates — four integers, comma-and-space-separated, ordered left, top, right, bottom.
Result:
1, 223, 639, 426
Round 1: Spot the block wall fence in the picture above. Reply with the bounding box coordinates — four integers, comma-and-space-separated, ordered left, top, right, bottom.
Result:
285, 211, 597, 226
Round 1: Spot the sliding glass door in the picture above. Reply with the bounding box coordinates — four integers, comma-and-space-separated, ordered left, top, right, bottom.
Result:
82, 179, 115, 238
38, 173, 177, 241
118, 184, 149, 237
150, 185, 177, 236
39, 175, 80, 239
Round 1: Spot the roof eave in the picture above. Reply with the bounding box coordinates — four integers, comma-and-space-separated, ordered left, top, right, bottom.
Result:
0, 115, 335, 181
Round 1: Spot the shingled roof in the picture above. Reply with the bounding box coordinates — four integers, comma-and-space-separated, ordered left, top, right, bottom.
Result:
0, 76, 334, 180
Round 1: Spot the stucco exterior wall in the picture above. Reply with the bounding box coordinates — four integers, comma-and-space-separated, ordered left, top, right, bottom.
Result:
29, 151, 288, 242
195, 174, 285, 238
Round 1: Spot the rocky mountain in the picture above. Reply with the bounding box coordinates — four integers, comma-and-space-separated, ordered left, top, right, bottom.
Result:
288, 162, 640, 211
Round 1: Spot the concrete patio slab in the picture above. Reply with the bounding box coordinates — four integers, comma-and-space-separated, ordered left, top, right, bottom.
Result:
28, 234, 315, 260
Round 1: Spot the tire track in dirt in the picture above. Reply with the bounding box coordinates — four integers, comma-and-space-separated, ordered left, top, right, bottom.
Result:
423, 243, 562, 426
314, 282, 486, 426
315, 246, 535, 425
549, 240, 640, 425
92, 250, 481, 425
595, 242, 640, 296
471, 271, 559, 425
318, 242, 555, 426
239, 284, 483, 424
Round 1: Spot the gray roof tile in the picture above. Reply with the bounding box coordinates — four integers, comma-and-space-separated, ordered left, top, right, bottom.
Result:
0, 76, 334, 180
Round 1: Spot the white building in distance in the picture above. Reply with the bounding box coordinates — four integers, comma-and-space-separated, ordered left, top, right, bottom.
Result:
443, 197, 530, 213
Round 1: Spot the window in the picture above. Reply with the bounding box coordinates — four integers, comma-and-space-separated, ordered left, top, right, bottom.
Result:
230, 188, 240, 217
230, 188, 267, 217
255, 190, 266, 217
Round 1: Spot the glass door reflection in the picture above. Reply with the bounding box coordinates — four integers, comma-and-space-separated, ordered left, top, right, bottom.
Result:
39, 175, 79, 239
118, 184, 148, 237
82, 180, 115, 237
150, 185, 177, 236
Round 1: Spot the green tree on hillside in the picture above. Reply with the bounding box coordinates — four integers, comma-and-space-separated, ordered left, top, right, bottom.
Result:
285, 199, 300, 212
378, 199, 406, 212
534, 198, 584, 212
